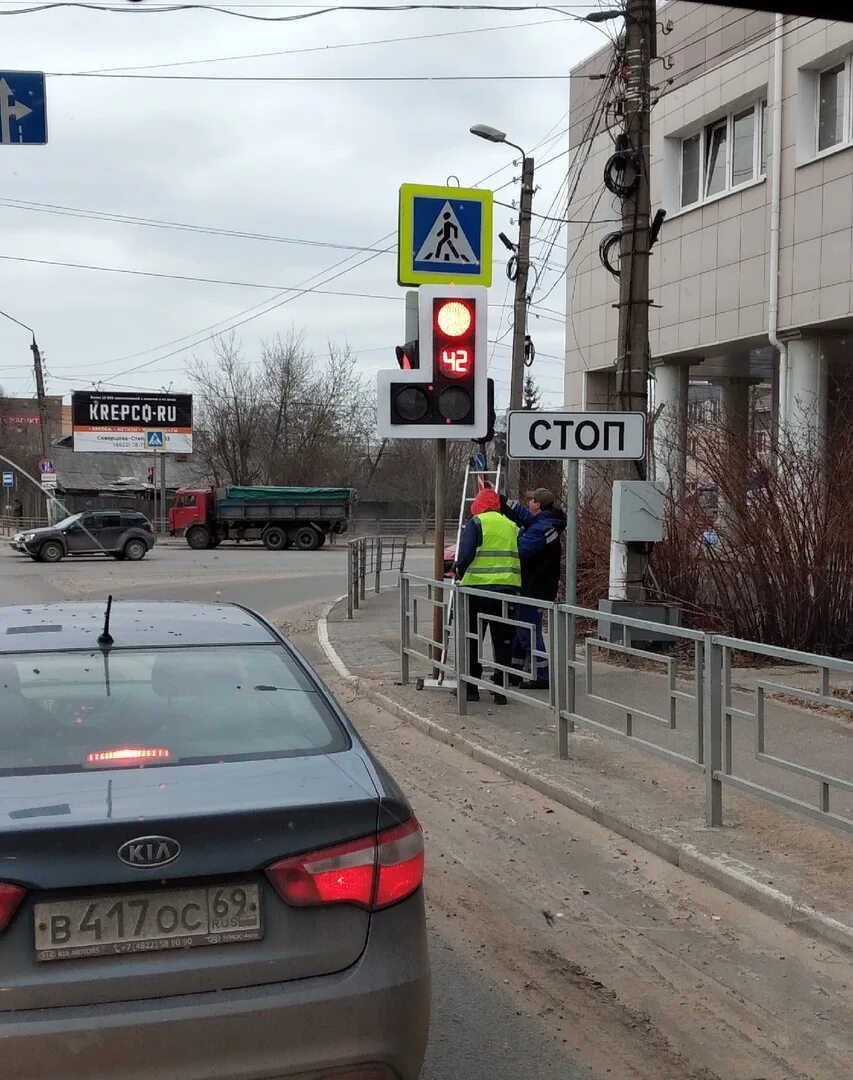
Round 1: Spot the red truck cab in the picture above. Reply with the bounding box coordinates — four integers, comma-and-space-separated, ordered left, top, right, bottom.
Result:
169, 488, 215, 537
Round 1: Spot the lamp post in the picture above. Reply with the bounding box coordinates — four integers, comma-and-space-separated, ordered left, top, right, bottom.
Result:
470, 124, 534, 498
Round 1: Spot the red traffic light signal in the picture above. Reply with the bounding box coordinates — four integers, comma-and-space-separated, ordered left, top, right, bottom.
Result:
377, 285, 488, 439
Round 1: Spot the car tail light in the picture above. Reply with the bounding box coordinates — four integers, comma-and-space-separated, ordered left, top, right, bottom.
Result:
84, 747, 172, 768
266, 816, 424, 912
0, 883, 26, 933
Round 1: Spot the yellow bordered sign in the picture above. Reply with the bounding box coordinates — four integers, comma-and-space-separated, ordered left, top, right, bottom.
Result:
398, 183, 493, 287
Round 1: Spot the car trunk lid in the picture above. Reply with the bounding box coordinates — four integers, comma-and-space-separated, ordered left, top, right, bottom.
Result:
0, 754, 380, 1009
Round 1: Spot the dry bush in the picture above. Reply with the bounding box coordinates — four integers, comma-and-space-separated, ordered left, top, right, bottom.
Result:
648, 404, 853, 654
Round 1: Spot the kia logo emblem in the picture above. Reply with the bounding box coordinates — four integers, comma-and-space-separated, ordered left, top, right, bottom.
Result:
118, 835, 181, 869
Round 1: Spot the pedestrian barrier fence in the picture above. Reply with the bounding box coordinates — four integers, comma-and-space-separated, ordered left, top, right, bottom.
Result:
398, 572, 853, 836
0, 517, 47, 537
346, 536, 408, 619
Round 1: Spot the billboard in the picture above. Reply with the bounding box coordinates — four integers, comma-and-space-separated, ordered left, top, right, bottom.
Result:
71, 391, 193, 454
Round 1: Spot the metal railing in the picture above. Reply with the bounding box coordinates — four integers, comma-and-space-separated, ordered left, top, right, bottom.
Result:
399, 572, 853, 836
347, 536, 408, 619
0, 516, 48, 536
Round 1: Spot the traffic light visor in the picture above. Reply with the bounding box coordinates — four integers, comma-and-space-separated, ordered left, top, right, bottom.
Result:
435, 300, 473, 338
395, 339, 419, 370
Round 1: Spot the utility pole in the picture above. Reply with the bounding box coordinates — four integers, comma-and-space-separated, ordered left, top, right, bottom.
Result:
507, 152, 535, 500
432, 439, 447, 674
159, 452, 167, 534
609, 0, 655, 602
30, 335, 53, 524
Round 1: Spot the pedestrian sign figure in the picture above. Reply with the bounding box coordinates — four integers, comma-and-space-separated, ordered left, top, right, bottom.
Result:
424, 212, 470, 264
414, 202, 477, 268
146, 430, 164, 449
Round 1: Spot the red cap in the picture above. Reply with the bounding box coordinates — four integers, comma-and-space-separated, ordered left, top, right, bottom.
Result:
471, 489, 500, 516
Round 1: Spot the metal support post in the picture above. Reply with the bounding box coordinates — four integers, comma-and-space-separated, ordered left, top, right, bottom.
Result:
554, 607, 570, 759
506, 154, 535, 500
455, 586, 468, 716
432, 439, 447, 674
347, 544, 354, 620
400, 575, 410, 685
704, 635, 723, 827
359, 540, 367, 602
375, 537, 383, 595
565, 460, 579, 606
159, 453, 167, 535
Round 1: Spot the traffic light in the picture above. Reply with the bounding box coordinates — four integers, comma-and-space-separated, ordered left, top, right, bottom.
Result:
395, 340, 419, 370
377, 285, 488, 440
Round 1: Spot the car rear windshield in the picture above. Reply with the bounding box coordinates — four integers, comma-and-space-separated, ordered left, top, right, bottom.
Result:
0, 645, 349, 775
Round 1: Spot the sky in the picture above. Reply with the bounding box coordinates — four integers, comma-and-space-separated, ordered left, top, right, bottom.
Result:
0, 1, 609, 412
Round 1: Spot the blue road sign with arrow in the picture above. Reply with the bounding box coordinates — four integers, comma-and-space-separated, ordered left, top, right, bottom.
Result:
0, 71, 47, 145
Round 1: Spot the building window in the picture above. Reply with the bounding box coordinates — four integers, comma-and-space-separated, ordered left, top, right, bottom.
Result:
816, 59, 851, 154
680, 133, 700, 206
678, 99, 767, 209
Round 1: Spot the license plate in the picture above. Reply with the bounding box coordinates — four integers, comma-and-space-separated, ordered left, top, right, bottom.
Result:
34, 882, 262, 962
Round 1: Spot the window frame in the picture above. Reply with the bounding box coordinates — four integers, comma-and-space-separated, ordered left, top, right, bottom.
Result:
678, 98, 767, 212
814, 55, 852, 158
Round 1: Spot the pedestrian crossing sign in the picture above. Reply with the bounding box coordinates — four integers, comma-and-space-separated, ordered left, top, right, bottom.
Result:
145, 430, 165, 448
398, 183, 493, 287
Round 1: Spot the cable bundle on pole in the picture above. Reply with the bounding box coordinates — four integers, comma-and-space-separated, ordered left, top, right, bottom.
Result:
599, 230, 621, 279
603, 134, 639, 198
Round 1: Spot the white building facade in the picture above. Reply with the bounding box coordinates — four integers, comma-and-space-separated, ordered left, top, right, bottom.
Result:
566, 5, 853, 488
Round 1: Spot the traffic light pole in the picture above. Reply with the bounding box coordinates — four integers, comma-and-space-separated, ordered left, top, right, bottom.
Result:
507, 154, 535, 499
432, 439, 447, 675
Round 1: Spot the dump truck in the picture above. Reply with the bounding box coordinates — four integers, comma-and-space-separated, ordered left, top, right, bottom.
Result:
168, 485, 355, 551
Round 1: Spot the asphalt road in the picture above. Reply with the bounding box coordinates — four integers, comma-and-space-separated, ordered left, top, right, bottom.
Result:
0, 541, 434, 614
3, 540, 848, 1079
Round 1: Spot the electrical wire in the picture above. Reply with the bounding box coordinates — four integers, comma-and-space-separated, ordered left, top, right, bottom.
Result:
0, 198, 394, 255
79, 15, 572, 73
48, 71, 576, 82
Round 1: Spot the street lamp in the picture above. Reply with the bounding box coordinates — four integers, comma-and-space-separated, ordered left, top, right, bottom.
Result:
584, 9, 624, 21
0, 308, 53, 520
469, 124, 535, 496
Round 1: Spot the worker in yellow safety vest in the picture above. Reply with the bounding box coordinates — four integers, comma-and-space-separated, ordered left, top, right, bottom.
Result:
453, 487, 521, 705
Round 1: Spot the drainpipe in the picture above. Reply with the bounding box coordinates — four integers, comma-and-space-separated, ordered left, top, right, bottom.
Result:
768, 13, 787, 434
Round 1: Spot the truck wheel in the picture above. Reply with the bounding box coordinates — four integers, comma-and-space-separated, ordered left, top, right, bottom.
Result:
316, 532, 327, 548
291, 526, 320, 552
38, 540, 64, 563
186, 525, 211, 550
262, 526, 288, 551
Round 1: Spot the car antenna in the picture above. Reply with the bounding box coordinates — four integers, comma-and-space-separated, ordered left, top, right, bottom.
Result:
98, 595, 114, 697
98, 595, 114, 647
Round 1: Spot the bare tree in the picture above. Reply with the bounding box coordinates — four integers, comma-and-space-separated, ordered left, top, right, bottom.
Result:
189, 332, 374, 488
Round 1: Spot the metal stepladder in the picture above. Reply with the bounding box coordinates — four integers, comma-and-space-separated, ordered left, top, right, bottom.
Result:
416, 451, 504, 692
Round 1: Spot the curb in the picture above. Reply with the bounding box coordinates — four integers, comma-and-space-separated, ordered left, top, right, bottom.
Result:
317, 597, 853, 958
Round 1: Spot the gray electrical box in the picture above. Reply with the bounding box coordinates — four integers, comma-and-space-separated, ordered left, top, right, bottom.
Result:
611, 480, 665, 543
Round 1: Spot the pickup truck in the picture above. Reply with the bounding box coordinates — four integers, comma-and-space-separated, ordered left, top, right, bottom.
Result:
169, 485, 355, 551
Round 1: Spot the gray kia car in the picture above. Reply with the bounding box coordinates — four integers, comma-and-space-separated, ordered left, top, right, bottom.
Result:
0, 600, 430, 1079
12, 510, 156, 562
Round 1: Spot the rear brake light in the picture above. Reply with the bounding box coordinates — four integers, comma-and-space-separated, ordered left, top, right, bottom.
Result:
84, 747, 171, 768
0, 883, 26, 933
266, 816, 424, 912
